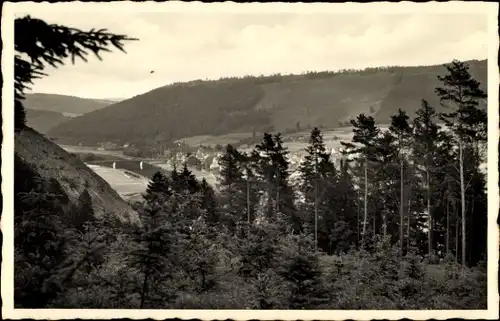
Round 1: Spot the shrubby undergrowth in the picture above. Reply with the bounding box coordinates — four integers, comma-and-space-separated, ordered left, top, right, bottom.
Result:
31, 217, 485, 310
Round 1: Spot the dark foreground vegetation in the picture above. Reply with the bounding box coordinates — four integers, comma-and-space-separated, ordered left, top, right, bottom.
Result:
13, 16, 487, 309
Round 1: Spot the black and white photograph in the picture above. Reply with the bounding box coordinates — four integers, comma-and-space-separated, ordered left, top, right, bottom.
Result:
2, 1, 499, 319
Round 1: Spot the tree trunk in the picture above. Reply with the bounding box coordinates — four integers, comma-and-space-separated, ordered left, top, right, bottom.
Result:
459, 139, 466, 266
356, 190, 360, 249
406, 168, 413, 253
373, 214, 376, 237
381, 181, 387, 238
246, 172, 251, 223
446, 198, 450, 256
400, 159, 404, 253
455, 209, 459, 263
426, 168, 432, 258
362, 159, 368, 246
314, 179, 318, 252
314, 155, 318, 252
140, 268, 149, 309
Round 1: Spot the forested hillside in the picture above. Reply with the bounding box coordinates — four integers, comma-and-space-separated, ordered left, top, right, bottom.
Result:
25, 109, 72, 133
47, 59, 486, 146
24, 93, 115, 114
23, 93, 116, 133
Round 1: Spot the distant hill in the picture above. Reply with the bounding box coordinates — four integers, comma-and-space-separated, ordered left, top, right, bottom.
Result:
25, 109, 72, 134
15, 126, 140, 225
23, 93, 115, 133
47, 59, 487, 146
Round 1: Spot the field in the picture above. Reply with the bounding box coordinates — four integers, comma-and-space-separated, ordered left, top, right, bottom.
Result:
87, 164, 149, 200
63, 147, 168, 200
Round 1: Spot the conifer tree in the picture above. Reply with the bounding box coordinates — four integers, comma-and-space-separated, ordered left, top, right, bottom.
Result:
279, 233, 328, 308
432, 130, 459, 258
435, 60, 487, 266
299, 127, 338, 251
254, 133, 277, 219
130, 202, 179, 308
199, 178, 219, 224
144, 171, 171, 203
14, 15, 136, 133
254, 133, 296, 225
218, 144, 244, 187
413, 99, 439, 258
238, 223, 281, 279
218, 144, 247, 224
389, 109, 413, 253
273, 133, 297, 227
371, 131, 398, 240
240, 152, 261, 224
332, 159, 358, 252
174, 163, 200, 194
341, 114, 380, 247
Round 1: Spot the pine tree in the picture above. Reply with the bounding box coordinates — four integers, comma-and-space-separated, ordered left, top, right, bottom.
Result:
129, 202, 179, 308
254, 133, 277, 219
273, 133, 297, 227
144, 171, 171, 203
298, 127, 338, 251
254, 133, 296, 225
14, 15, 136, 133
238, 223, 280, 279
199, 178, 219, 224
432, 130, 459, 258
371, 131, 398, 240
240, 151, 260, 224
341, 114, 380, 247
413, 99, 439, 259
332, 160, 358, 253
174, 163, 200, 194
389, 109, 413, 253
279, 233, 328, 309
218, 144, 247, 224
435, 59, 487, 267
218, 144, 244, 187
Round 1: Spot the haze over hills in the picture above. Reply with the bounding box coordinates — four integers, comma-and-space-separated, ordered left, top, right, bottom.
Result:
47, 59, 487, 146
24, 93, 117, 133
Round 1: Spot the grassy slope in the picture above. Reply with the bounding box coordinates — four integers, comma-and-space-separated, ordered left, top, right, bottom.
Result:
15, 127, 140, 224
47, 59, 487, 146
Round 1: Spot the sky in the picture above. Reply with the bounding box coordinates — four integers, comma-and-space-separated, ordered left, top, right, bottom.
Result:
11, 3, 491, 99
